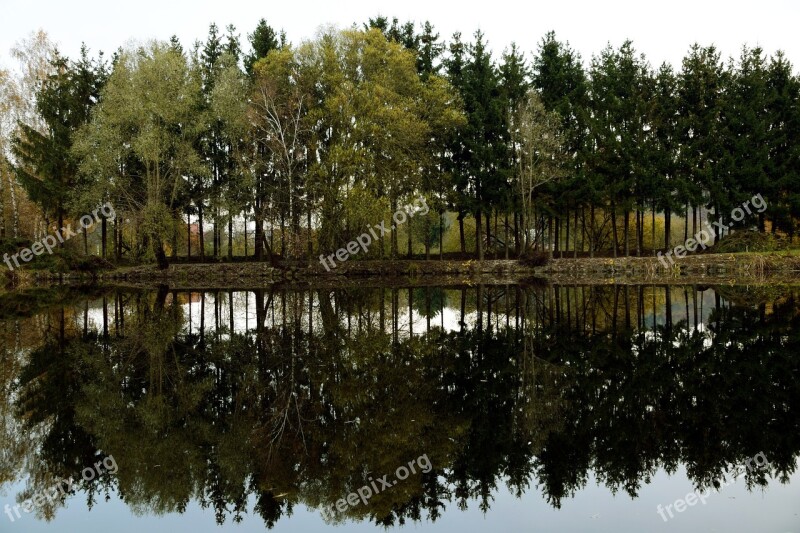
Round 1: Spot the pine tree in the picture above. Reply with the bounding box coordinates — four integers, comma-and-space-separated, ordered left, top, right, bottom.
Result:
443, 32, 470, 254
463, 31, 507, 260
499, 43, 528, 257
677, 44, 726, 242
245, 19, 280, 75
532, 32, 588, 256
650, 63, 679, 250
766, 52, 800, 237
12, 46, 105, 246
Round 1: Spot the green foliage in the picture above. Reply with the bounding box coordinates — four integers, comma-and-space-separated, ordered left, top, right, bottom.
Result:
12, 46, 106, 226
9, 23, 800, 267
411, 209, 449, 252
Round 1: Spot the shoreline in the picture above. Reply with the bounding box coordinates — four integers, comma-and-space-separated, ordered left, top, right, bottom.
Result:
5, 253, 800, 290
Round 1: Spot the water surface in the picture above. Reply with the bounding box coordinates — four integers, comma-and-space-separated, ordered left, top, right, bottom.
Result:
2, 283, 799, 531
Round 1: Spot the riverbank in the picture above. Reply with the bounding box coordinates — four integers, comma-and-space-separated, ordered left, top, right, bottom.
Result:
6, 252, 800, 290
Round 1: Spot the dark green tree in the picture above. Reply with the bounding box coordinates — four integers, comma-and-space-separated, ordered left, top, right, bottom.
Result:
11, 46, 105, 247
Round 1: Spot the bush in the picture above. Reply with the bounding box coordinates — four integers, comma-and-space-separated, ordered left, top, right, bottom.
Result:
518, 251, 550, 267
714, 230, 786, 253
0, 240, 114, 273
0, 238, 33, 256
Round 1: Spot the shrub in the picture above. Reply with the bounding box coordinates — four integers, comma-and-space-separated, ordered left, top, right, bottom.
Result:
714, 230, 786, 253
518, 251, 550, 267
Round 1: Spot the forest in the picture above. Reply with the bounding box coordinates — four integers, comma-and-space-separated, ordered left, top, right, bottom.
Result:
1, 16, 799, 268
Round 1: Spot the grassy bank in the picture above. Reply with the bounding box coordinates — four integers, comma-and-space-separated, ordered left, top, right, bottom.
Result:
6, 251, 800, 290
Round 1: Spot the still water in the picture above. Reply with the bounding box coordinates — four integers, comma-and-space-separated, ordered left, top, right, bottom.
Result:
1, 283, 799, 532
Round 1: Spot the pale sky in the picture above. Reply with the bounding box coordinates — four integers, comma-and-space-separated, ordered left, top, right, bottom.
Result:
1, 0, 798, 71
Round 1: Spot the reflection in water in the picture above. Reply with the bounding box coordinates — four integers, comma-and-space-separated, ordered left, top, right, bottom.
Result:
1, 284, 798, 527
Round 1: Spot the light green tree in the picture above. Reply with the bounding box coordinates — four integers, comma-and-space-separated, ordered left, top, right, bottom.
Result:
513, 90, 565, 256
75, 41, 204, 268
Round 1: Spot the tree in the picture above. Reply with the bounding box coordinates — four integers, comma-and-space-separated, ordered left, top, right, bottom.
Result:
12, 46, 105, 250
443, 32, 470, 255
726, 46, 770, 231
513, 90, 565, 256
532, 32, 588, 256
588, 41, 651, 257
245, 19, 282, 75
251, 47, 311, 260
766, 52, 800, 237
677, 44, 726, 242
2, 31, 58, 239
650, 63, 679, 249
499, 43, 529, 257
462, 31, 508, 260
298, 28, 461, 259
75, 42, 204, 269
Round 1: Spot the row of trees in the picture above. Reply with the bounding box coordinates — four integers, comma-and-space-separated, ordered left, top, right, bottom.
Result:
3, 19, 800, 266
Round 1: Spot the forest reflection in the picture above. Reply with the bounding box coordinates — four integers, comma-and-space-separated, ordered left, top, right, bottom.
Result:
1, 283, 799, 527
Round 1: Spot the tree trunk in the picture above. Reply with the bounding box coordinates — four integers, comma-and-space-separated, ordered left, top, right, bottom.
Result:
171, 212, 178, 260
573, 209, 578, 258
611, 202, 618, 259
554, 216, 560, 257
307, 204, 313, 262
152, 232, 169, 270
58, 211, 65, 249
439, 211, 444, 260
623, 210, 629, 257
102, 216, 107, 259
589, 205, 595, 258
228, 214, 233, 260
684, 203, 689, 242
7, 174, 19, 238
485, 209, 491, 258
407, 219, 413, 258
280, 211, 286, 257
665, 207, 671, 250
391, 198, 399, 258
199, 203, 206, 260
651, 204, 656, 255
504, 212, 509, 260
254, 210, 263, 260
115, 216, 121, 260
459, 214, 465, 254
476, 209, 484, 261
213, 207, 219, 258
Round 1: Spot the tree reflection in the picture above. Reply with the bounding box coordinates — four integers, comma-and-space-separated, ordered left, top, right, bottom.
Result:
2, 284, 799, 526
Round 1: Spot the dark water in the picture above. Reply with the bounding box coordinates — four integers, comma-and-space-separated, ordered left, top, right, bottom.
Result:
1, 283, 799, 532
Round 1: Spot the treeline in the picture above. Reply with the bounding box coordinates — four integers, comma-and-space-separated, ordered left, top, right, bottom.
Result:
3, 17, 800, 266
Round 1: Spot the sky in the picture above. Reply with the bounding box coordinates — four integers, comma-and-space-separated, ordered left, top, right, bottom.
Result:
0, 0, 799, 72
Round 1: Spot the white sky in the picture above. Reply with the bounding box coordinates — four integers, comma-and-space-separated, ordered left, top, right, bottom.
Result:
1, 0, 798, 71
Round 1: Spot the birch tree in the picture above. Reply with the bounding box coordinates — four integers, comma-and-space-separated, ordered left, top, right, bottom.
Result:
513, 90, 565, 255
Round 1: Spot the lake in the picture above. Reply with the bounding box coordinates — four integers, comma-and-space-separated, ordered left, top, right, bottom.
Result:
1, 282, 799, 532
